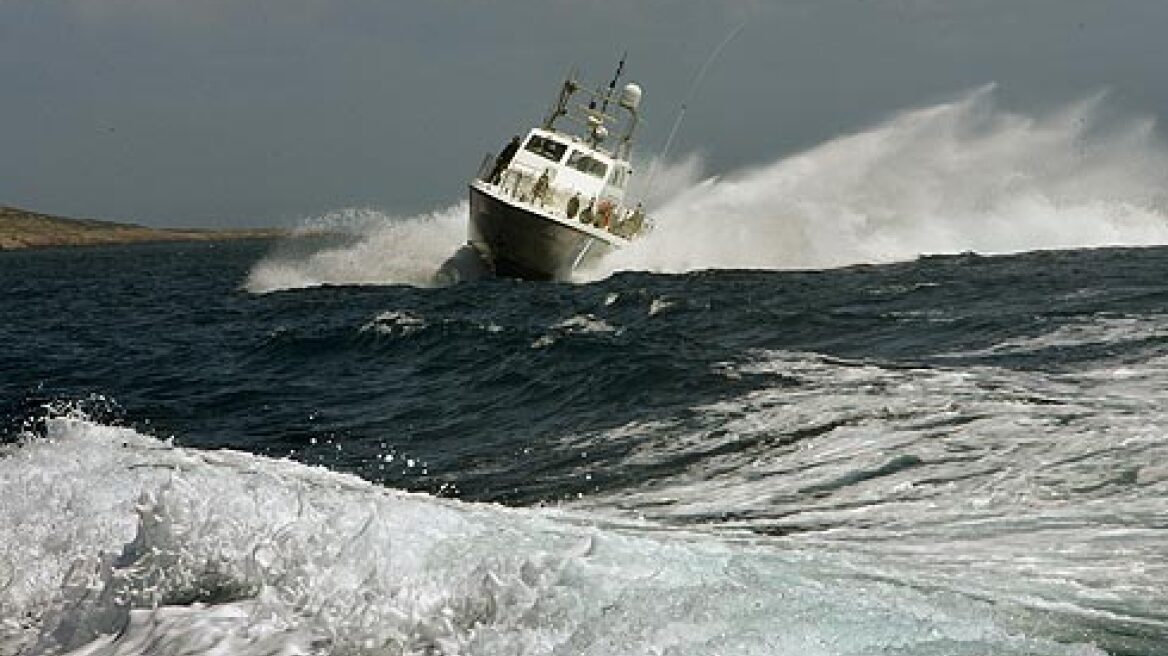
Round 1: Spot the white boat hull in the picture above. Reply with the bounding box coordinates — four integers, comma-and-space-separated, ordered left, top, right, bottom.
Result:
467, 182, 625, 281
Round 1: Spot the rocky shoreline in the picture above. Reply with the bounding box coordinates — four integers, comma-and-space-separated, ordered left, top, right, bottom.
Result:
0, 206, 286, 250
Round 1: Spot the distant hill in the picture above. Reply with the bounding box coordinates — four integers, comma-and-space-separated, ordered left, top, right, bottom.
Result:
0, 206, 285, 250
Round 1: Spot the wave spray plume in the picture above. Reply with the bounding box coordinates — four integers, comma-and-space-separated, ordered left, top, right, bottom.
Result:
245, 204, 466, 293
246, 88, 1168, 291
593, 86, 1168, 276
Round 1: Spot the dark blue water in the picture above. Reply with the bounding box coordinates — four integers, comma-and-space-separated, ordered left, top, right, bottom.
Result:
2, 239, 1166, 655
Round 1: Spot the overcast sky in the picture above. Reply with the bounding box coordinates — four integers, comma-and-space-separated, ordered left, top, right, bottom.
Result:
2, 0, 1165, 227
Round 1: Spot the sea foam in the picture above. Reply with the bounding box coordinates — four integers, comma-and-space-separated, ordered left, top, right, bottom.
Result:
0, 415, 1102, 656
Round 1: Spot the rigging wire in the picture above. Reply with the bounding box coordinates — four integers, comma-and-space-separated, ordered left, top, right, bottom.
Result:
642, 20, 748, 206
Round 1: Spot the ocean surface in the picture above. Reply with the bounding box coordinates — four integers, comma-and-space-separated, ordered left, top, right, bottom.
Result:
2, 236, 1167, 656
5, 91, 1168, 655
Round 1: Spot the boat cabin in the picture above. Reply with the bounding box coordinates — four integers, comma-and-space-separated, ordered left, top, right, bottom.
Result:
474, 72, 645, 238
505, 128, 631, 205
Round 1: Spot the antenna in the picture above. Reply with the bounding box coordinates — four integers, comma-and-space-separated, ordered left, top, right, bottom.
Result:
643, 21, 746, 205
599, 52, 627, 114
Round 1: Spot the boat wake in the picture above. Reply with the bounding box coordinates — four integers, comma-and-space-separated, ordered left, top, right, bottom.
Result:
245, 87, 1168, 291
244, 205, 466, 293
589, 86, 1168, 277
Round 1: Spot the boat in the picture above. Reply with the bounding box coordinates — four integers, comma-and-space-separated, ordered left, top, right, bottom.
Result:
458, 64, 649, 281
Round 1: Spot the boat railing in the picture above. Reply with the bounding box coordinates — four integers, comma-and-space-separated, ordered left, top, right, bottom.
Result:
485, 167, 645, 238
476, 152, 496, 182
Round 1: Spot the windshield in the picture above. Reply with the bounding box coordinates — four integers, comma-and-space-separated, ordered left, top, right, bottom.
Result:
524, 134, 568, 163
567, 151, 609, 179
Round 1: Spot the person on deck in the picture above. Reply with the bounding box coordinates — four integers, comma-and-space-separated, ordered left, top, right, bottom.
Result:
626, 203, 645, 236
597, 200, 614, 229
566, 193, 581, 219
531, 170, 551, 207
579, 198, 595, 225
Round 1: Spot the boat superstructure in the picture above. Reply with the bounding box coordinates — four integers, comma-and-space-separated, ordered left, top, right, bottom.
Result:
463, 65, 648, 281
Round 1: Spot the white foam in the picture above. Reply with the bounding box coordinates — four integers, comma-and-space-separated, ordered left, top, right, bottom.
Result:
360, 310, 428, 338
244, 204, 466, 293
530, 314, 621, 349
572, 350, 1168, 646
0, 416, 1103, 656
584, 87, 1168, 278
943, 313, 1168, 358
647, 298, 676, 317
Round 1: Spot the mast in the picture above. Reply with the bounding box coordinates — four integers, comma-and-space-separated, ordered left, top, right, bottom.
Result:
542, 78, 579, 130
540, 59, 642, 162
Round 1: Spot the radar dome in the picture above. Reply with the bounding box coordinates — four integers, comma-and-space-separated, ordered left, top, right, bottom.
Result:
619, 83, 643, 110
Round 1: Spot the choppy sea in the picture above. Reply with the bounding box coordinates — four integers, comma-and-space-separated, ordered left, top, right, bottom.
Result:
2, 236, 1167, 656
5, 90, 1168, 655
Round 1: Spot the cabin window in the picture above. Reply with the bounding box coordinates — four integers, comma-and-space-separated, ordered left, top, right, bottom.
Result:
524, 135, 568, 163
567, 151, 609, 179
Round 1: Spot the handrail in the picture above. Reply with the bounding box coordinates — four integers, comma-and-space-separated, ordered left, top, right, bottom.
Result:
476, 152, 496, 182
482, 170, 644, 238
